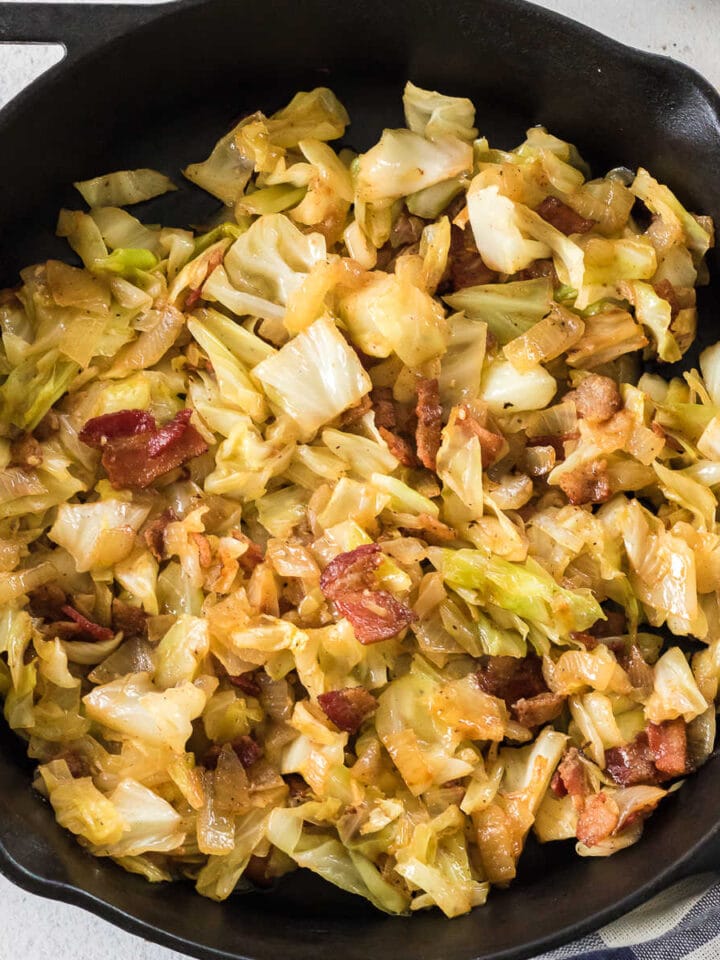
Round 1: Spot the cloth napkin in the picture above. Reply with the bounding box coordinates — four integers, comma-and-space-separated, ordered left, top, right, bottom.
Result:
534, 873, 720, 960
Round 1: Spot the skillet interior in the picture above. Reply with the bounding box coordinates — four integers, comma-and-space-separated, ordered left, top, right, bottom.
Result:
0, 1, 720, 957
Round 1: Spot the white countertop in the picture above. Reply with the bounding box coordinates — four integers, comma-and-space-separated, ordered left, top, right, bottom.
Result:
0, 1, 718, 957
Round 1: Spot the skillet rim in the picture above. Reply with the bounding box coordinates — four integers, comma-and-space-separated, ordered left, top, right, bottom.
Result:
1, 1, 720, 957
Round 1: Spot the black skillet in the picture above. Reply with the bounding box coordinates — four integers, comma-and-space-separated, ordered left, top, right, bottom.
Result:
0, 1, 719, 957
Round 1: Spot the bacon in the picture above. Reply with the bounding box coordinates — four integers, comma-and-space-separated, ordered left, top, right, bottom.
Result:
558, 459, 611, 505
552, 747, 591, 804
111, 599, 148, 641
79, 409, 156, 447
653, 278, 681, 320
415, 377, 442, 471
318, 686, 378, 734
232, 735, 263, 769
536, 196, 596, 236
576, 792, 620, 847
334, 590, 416, 644
456, 403, 504, 465
339, 394, 373, 428
605, 733, 660, 786
620, 644, 654, 694
573, 374, 622, 424
143, 508, 178, 560
390, 212, 425, 248
371, 387, 397, 431
379, 426, 417, 467
516, 258, 558, 284
83, 408, 208, 490
319, 543, 382, 600
190, 531, 213, 568
647, 719, 687, 778
60, 604, 114, 642
512, 692, 565, 727
476, 655, 547, 705
526, 430, 578, 461
228, 672, 262, 697
231, 530, 265, 574
28, 583, 68, 620
9, 433, 43, 469
443, 225, 498, 291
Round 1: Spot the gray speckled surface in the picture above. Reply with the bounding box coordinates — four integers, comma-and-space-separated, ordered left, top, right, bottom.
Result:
0, 1, 718, 957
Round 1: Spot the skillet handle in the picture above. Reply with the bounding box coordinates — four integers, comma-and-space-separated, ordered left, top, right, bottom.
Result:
0, 2, 172, 60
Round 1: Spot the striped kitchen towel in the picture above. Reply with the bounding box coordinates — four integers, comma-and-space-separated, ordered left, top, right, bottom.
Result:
535, 873, 720, 960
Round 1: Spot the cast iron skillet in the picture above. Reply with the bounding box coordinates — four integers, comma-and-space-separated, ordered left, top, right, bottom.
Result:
0, 1, 719, 957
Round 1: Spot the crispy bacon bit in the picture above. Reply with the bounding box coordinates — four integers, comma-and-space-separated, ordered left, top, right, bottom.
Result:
512, 692, 565, 728
620, 644, 654, 693
456, 403, 505, 465
79, 409, 156, 447
9, 433, 43, 469
190, 531, 213, 568
516, 258, 558, 284
339, 394, 373, 428
415, 377, 442, 471
334, 590, 416, 644
605, 733, 660, 787
81, 408, 208, 490
647, 719, 687, 778
143, 508, 178, 561
111, 599, 148, 641
229, 672, 262, 697
371, 387, 397, 431
390, 212, 425, 248
576, 792, 620, 847
231, 530, 265, 574
653, 278, 681, 320
590, 608, 627, 638
232, 735, 263, 769
320, 543, 382, 600
558, 459, 611, 505
536, 196, 596, 236
285, 773, 311, 804
526, 431, 578, 461
573, 374, 622, 424
553, 747, 591, 804
379, 426, 417, 467
28, 583, 68, 620
476, 655, 547, 705
60, 604, 114, 642
318, 686, 378, 734
443, 224, 498, 291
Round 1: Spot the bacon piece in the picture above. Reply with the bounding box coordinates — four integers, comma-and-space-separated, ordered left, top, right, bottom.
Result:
143, 508, 178, 561
558, 459, 611, 505
647, 719, 687, 778
590, 608, 627, 638
536, 196, 596, 236
605, 733, 660, 787
28, 583, 68, 620
319, 543, 382, 600
415, 377, 442, 471
9, 433, 43, 469
92, 409, 208, 490
476, 655, 547, 706
552, 747, 591, 804
526, 430, 578, 461
620, 644, 654, 694
334, 590, 416, 644
653, 278, 681, 320
390, 212, 425, 248
339, 394, 373, 428
456, 403, 504, 465
512, 692, 565, 727
190, 531, 213, 568
228, 672, 262, 697
184, 247, 227, 310
232, 735, 263, 769
60, 604, 114, 642
79, 409, 156, 447
231, 530, 265, 574
111, 599, 148, 641
444, 225, 498, 291
516, 258, 558, 284
379, 426, 417, 467
576, 792, 620, 847
573, 374, 622, 424
371, 387, 398, 431
318, 686, 378, 734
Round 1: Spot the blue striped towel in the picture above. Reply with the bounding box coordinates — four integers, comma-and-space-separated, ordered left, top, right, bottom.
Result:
534, 873, 720, 960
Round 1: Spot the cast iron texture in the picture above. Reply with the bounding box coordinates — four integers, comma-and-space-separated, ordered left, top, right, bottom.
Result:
0, 2, 719, 958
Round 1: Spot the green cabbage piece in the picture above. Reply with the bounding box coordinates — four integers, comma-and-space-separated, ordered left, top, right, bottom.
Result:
402, 82, 478, 142
444, 278, 553, 345
74, 168, 177, 207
